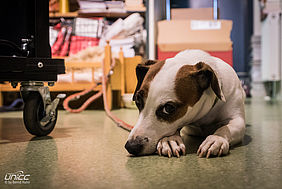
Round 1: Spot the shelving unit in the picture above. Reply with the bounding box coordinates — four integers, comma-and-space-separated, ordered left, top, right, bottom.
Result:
1, 6, 146, 108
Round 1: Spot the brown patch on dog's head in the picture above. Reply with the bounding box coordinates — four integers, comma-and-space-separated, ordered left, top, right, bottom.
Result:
192, 62, 225, 101
170, 62, 225, 122
174, 65, 202, 107
175, 62, 224, 104
133, 60, 165, 111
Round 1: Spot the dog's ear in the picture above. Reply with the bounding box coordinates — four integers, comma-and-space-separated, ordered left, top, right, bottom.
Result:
192, 62, 226, 102
133, 60, 157, 101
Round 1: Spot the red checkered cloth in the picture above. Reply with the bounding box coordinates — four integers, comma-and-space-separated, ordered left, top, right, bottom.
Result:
51, 27, 67, 56
69, 36, 100, 55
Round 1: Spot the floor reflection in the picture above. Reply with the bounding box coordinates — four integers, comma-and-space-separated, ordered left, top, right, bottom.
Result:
0, 117, 73, 144
23, 136, 58, 185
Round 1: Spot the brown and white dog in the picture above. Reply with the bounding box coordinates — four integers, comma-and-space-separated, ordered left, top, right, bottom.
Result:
125, 50, 246, 158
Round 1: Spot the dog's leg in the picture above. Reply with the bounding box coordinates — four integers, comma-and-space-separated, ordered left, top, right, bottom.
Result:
197, 116, 245, 158
181, 125, 204, 136
157, 131, 186, 158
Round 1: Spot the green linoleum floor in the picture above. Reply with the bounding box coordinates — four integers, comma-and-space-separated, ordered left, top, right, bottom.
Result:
0, 98, 282, 189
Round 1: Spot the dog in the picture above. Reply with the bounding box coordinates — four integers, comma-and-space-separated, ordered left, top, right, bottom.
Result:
125, 50, 246, 158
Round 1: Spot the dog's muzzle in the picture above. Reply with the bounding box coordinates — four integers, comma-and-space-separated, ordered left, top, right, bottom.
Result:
125, 136, 149, 156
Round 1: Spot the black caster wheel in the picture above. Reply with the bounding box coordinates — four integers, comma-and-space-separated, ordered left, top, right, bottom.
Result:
23, 92, 57, 136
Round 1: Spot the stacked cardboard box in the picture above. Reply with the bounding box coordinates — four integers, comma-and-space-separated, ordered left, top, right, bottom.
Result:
157, 8, 233, 67
125, 0, 145, 12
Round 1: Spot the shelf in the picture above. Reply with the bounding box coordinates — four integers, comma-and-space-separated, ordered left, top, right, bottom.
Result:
78, 11, 132, 18
49, 10, 145, 19
49, 11, 78, 18
65, 61, 101, 69
50, 82, 101, 91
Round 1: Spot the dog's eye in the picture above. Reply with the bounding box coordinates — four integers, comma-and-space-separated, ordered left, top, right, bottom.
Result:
156, 102, 182, 122
163, 103, 176, 115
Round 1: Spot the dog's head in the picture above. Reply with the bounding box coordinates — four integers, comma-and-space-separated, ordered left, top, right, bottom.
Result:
125, 59, 225, 156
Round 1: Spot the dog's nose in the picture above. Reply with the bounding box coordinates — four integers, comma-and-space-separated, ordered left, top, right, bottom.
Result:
125, 136, 148, 156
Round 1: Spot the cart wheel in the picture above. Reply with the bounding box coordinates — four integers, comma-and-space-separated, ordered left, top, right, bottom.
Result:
23, 92, 57, 136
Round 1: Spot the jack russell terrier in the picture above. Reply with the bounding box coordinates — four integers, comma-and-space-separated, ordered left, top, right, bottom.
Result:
125, 50, 246, 158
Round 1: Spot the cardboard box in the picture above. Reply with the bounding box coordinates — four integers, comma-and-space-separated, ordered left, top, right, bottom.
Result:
171, 8, 214, 20
157, 19, 233, 66
158, 20, 232, 51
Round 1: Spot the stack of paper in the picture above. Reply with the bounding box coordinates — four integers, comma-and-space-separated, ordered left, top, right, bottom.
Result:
79, 0, 106, 13
78, 0, 125, 13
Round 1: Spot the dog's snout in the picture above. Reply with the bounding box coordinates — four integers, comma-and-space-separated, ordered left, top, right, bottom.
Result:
125, 136, 149, 156
125, 141, 143, 156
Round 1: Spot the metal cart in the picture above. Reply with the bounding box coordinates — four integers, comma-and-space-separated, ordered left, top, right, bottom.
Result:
0, 0, 65, 136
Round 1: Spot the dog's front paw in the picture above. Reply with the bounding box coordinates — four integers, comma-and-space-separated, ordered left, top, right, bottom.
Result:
157, 135, 186, 158
197, 135, 229, 158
